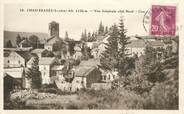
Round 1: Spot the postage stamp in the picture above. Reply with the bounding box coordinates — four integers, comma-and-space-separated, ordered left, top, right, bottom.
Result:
151, 5, 176, 36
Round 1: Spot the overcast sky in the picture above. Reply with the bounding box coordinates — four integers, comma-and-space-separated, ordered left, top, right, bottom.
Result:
4, 0, 178, 40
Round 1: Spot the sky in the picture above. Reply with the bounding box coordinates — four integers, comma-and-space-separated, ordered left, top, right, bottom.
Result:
3, 0, 178, 40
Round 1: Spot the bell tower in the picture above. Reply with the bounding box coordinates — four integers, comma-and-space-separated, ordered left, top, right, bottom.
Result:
49, 21, 59, 38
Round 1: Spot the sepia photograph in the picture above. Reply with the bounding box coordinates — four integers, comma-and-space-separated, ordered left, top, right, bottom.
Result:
2, 1, 180, 111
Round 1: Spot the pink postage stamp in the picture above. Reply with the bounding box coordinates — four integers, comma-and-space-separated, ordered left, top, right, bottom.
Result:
151, 5, 176, 36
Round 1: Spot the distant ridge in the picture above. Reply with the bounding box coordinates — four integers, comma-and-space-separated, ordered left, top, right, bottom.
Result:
4, 31, 48, 47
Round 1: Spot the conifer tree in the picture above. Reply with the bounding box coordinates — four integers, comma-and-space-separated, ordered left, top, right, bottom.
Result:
118, 17, 130, 75
80, 29, 88, 42
25, 54, 41, 89
105, 26, 109, 34
6, 40, 13, 48
16, 34, 22, 47
65, 31, 69, 40
98, 21, 105, 35
100, 24, 119, 70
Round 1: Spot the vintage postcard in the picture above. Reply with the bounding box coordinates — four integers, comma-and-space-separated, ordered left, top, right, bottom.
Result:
0, 0, 183, 114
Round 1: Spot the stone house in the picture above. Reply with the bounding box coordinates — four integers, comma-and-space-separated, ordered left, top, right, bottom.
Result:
4, 51, 32, 68
38, 57, 57, 84
44, 35, 62, 51
27, 57, 57, 85
4, 73, 23, 101
4, 67, 24, 89
127, 39, 165, 57
44, 21, 69, 55
72, 66, 102, 90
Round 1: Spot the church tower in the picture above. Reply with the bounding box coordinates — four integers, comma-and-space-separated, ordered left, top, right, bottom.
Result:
49, 21, 59, 38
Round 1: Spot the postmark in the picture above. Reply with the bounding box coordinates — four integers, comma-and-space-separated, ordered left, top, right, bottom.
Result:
142, 9, 151, 33
151, 5, 176, 36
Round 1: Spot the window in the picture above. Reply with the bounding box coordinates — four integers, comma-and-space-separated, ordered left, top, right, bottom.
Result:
76, 80, 80, 83
103, 76, 106, 80
108, 75, 111, 80
7, 60, 10, 63
18, 60, 21, 64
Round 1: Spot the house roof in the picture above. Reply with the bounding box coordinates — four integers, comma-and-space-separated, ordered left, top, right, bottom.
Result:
51, 65, 64, 70
79, 59, 100, 67
127, 40, 164, 48
46, 35, 64, 45
4, 47, 33, 52
31, 49, 45, 54
38, 57, 56, 65
127, 40, 146, 48
4, 67, 24, 78
16, 51, 33, 62
150, 41, 164, 47
5, 51, 32, 62
74, 66, 96, 77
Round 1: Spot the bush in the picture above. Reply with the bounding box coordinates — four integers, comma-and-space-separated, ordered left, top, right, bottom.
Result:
4, 97, 26, 109
143, 80, 178, 109
39, 88, 58, 94
77, 88, 144, 109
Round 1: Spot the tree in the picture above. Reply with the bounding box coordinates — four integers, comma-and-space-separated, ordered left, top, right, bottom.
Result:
87, 32, 91, 41
90, 32, 96, 42
25, 54, 41, 89
81, 44, 92, 60
42, 50, 54, 57
118, 17, 130, 76
65, 31, 69, 40
80, 29, 88, 42
105, 26, 109, 34
29, 35, 40, 48
6, 40, 13, 48
143, 46, 157, 73
100, 24, 119, 70
98, 21, 104, 35
16, 34, 22, 47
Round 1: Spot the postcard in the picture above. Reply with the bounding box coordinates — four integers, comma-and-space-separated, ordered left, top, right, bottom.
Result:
0, 0, 183, 114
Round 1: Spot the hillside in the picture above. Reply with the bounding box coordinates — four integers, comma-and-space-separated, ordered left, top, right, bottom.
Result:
4, 31, 48, 47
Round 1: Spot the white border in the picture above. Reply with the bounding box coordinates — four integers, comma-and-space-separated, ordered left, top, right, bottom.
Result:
0, 0, 183, 114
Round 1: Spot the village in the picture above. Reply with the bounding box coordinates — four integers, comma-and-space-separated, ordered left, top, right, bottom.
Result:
3, 20, 178, 109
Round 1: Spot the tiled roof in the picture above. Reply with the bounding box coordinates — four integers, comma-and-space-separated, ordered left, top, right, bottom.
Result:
74, 66, 96, 77
4, 67, 24, 78
127, 40, 164, 48
127, 40, 146, 48
79, 59, 100, 67
150, 41, 164, 47
46, 36, 63, 45
16, 51, 33, 62
38, 57, 56, 65
31, 49, 45, 54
